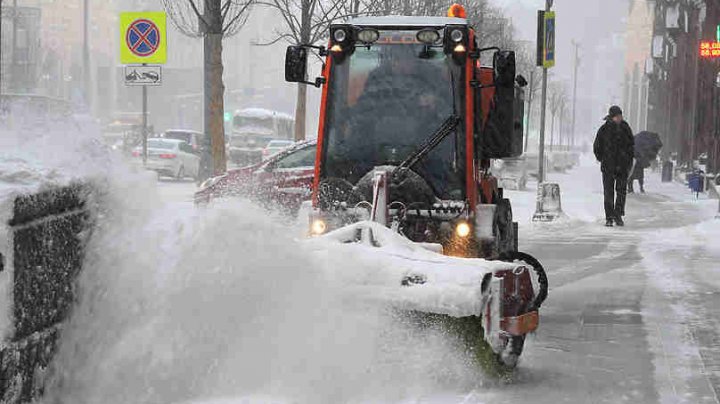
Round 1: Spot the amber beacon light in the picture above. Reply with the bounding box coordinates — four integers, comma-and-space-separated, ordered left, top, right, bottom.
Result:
447, 3, 467, 18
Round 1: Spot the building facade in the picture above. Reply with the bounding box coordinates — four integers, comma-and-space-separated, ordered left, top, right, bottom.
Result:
630, 0, 720, 172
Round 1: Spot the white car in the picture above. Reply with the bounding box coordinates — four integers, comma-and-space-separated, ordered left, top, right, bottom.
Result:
496, 157, 528, 190
132, 138, 200, 180
262, 139, 295, 160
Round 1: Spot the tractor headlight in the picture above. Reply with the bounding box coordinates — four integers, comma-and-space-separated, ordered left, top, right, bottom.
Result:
450, 29, 464, 43
417, 29, 440, 44
310, 218, 328, 235
357, 28, 379, 44
333, 28, 348, 43
455, 221, 471, 238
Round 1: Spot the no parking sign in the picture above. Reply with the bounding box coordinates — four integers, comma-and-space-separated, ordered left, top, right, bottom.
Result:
120, 12, 167, 64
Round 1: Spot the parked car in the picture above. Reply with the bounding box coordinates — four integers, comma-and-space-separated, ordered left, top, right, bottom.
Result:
161, 129, 207, 154
133, 138, 201, 180
524, 153, 552, 179
262, 139, 295, 159
195, 141, 316, 215
496, 157, 528, 190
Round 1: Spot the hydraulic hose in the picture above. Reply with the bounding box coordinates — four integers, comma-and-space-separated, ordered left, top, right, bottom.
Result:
498, 251, 548, 311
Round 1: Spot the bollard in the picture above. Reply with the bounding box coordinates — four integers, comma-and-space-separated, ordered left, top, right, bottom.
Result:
661, 161, 673, 182
532, 182, 564, 222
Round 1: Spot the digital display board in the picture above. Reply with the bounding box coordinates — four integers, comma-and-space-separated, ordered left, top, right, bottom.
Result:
700, 41, 720, 58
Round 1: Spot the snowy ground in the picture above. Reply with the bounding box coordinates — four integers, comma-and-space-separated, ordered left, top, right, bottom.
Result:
21, 142, 719, 404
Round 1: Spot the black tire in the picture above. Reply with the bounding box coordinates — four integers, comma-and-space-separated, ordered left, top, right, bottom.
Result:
498, 251, 549, 311
176, 165, 185, 181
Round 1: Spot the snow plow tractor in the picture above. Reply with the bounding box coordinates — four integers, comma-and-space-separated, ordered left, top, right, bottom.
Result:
285, 5, 548, 373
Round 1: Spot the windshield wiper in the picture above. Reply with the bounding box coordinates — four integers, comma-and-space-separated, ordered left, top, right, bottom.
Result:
392, 114, 461, 176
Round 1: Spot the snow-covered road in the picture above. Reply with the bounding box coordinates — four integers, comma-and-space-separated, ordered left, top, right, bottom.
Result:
499, 161, 720, 404
40, 156, 720, 404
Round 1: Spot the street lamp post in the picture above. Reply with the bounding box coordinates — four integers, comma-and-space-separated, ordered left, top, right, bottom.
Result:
83, 0, 91, 108
537, 0, 553, 183
571, 40, 580, 148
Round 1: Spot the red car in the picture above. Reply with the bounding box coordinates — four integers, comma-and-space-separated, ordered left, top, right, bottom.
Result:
194, 140, 316, 215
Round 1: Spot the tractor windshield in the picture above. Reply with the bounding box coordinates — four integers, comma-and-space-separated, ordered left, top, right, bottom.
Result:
322, 32, 466, 201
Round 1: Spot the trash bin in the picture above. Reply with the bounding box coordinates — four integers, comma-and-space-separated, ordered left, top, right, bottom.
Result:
661, 161, 673, 182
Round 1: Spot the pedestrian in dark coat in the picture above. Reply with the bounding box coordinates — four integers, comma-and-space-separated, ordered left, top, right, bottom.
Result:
593, 105, 634, 227
628, 159, 645, 193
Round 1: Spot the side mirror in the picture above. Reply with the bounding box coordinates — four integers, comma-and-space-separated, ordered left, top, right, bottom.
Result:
515, 74, 528, 87
285, 45, 308, 83
493, 50, 516, 88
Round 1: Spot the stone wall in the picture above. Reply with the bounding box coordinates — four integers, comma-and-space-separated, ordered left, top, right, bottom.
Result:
0, 183, 94, 403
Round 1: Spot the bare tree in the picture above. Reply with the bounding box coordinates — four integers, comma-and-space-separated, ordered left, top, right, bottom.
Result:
513, 41, 540, 151
263, 0, 519, 141
163, 0, 253, 177
260, 0, 380, 141
548, 81, 568, 151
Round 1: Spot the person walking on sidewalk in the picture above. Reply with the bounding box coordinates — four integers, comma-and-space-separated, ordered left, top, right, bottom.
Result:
628, 158, 645, 193
593, 105, 635, 227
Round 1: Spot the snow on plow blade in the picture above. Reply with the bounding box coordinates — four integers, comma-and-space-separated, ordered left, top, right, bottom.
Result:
306, 221, 547, 372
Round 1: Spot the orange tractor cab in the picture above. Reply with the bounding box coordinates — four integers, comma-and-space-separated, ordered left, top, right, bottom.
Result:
285, 5, 547, 371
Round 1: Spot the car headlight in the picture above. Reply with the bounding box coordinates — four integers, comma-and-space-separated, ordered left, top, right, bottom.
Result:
199, 176, 221, 191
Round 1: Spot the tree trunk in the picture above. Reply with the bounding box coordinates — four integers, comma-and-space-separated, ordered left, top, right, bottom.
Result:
200, 0, 226, 179
294, 1, 311, 142
294, 83, 307, 141
200, 34, 213, 182
207, 32, 226, 175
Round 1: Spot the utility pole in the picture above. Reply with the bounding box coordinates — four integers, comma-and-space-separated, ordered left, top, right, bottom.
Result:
571, 40, 580, 149
537, 0, 554, 183
538, 54, 548, 181
0, 0, 3, 95
524, 69, 535, 153
10, 0, 16, 92
83, 0, 90, 109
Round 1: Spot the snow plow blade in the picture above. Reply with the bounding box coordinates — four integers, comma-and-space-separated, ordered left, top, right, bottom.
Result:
306, 221, 548, 374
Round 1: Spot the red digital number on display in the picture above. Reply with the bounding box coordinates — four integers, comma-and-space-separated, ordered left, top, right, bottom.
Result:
700, 41, 720, 57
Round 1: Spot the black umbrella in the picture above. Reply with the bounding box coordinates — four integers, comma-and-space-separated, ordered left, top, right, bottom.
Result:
634, 131, 663, 168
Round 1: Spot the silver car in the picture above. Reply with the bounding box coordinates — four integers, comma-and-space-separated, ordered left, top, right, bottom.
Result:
496, 157, 529, 190
133, 138, 201, 180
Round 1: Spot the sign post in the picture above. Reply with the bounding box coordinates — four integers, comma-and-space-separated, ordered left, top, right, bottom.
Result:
536, 1, 555, 184
119, 11, 167, 164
